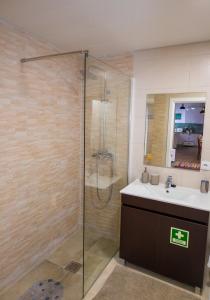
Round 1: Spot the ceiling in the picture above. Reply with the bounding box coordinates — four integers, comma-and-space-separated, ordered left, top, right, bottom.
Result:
0, 0, 210, 56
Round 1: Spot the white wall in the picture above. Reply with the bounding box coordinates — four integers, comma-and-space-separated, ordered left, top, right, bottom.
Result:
175, 106, 204, 124
130, 42, 210, 189
185, 108, 204, 124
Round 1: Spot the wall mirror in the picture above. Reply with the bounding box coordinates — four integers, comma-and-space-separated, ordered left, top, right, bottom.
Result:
144, 92, 207, 171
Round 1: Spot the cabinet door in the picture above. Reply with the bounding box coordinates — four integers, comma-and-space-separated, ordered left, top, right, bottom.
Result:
120, 206, 159, 271
157, 214, 208, 288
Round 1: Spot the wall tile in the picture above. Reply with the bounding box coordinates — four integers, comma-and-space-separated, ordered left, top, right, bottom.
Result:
0, 21, 83, 292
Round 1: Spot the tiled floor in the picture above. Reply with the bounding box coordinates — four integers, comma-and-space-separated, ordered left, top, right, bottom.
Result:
84, 255, 210, 300
0, 228, 117, 300
175, 146, 199, 163
1, 232, 209, 300
84, 237, 117, 293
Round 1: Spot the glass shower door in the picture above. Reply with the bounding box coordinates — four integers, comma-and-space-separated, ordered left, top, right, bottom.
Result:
84, 56, 130, 293
0, 53, 85, 300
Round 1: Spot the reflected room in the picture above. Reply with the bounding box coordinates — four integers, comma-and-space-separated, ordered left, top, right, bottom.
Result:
144, 93, 206, 171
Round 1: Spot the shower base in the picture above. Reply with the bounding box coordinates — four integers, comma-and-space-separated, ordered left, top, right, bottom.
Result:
0, 228, 116, 300
19, 279, 63, 300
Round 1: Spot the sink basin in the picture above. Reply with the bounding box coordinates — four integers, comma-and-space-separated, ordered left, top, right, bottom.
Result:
145, 184, 197, 202
120, 179, 210, 212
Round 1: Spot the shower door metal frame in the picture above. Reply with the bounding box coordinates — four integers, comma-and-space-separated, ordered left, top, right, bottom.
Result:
21, 49, 89, 300
20, 50, 89, 63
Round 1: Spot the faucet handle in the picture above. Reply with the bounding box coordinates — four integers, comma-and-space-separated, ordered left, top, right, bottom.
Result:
165, 175, 173, 188
167, 175, 172, 182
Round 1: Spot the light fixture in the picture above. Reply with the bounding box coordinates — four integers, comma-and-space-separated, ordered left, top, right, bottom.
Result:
180, 104, 185, 109
200, 104, 205, 114
191, 107, 195, 110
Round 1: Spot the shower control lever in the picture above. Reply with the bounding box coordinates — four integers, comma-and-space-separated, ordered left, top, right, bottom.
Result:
92, 150, 113, 159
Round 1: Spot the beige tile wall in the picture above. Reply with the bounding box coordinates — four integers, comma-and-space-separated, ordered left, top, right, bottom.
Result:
0, 21, 83, 292
145, 94, 170, 166
131, 42, 210, 188
103, 53, 133, 77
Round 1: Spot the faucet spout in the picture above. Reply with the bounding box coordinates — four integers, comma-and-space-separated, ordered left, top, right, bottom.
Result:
165, 176, 173, 189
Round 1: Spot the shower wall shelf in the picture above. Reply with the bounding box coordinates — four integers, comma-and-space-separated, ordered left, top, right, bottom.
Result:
86, 173, 120, 189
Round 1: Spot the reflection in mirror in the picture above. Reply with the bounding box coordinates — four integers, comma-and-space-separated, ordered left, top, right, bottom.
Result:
144, 93, 207, 171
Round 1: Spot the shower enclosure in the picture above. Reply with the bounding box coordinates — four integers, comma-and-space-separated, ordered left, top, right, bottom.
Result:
84, 56, 130, 293
0, 49, 130, 300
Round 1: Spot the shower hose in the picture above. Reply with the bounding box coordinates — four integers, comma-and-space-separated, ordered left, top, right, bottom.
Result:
91, 153, 114, 209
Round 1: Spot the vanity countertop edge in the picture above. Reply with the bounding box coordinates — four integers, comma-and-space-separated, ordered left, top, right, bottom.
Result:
120, 179, 210, 212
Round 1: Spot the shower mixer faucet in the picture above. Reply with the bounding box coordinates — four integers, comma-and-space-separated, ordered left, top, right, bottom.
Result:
92, 150, 113, 159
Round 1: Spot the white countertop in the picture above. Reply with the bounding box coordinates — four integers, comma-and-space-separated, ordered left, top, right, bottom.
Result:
120, 180, 210, 212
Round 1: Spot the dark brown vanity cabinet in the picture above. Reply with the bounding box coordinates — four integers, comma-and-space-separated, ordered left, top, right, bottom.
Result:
120, 194, 209, 288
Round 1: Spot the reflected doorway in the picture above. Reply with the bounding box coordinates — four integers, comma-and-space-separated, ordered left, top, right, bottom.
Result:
168, 100, 205, 170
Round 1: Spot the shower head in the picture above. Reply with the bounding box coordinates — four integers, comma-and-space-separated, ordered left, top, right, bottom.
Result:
80, 69, 97, 80
87, 65, 105, 80
80, 66, 104, 80
101, 88, 111, 102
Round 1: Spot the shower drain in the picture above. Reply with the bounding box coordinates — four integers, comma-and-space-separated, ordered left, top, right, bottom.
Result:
19, 278, 63, 300
65, 261, 82, 273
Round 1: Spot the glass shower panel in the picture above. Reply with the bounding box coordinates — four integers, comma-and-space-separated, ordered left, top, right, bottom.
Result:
0, 53, 84, 300
84, 56, 130, 293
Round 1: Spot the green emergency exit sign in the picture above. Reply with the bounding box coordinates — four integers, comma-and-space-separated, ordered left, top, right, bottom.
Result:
170, 227, 189, 248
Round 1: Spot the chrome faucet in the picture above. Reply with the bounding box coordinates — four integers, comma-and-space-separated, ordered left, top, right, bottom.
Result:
165, 176, 173, 189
